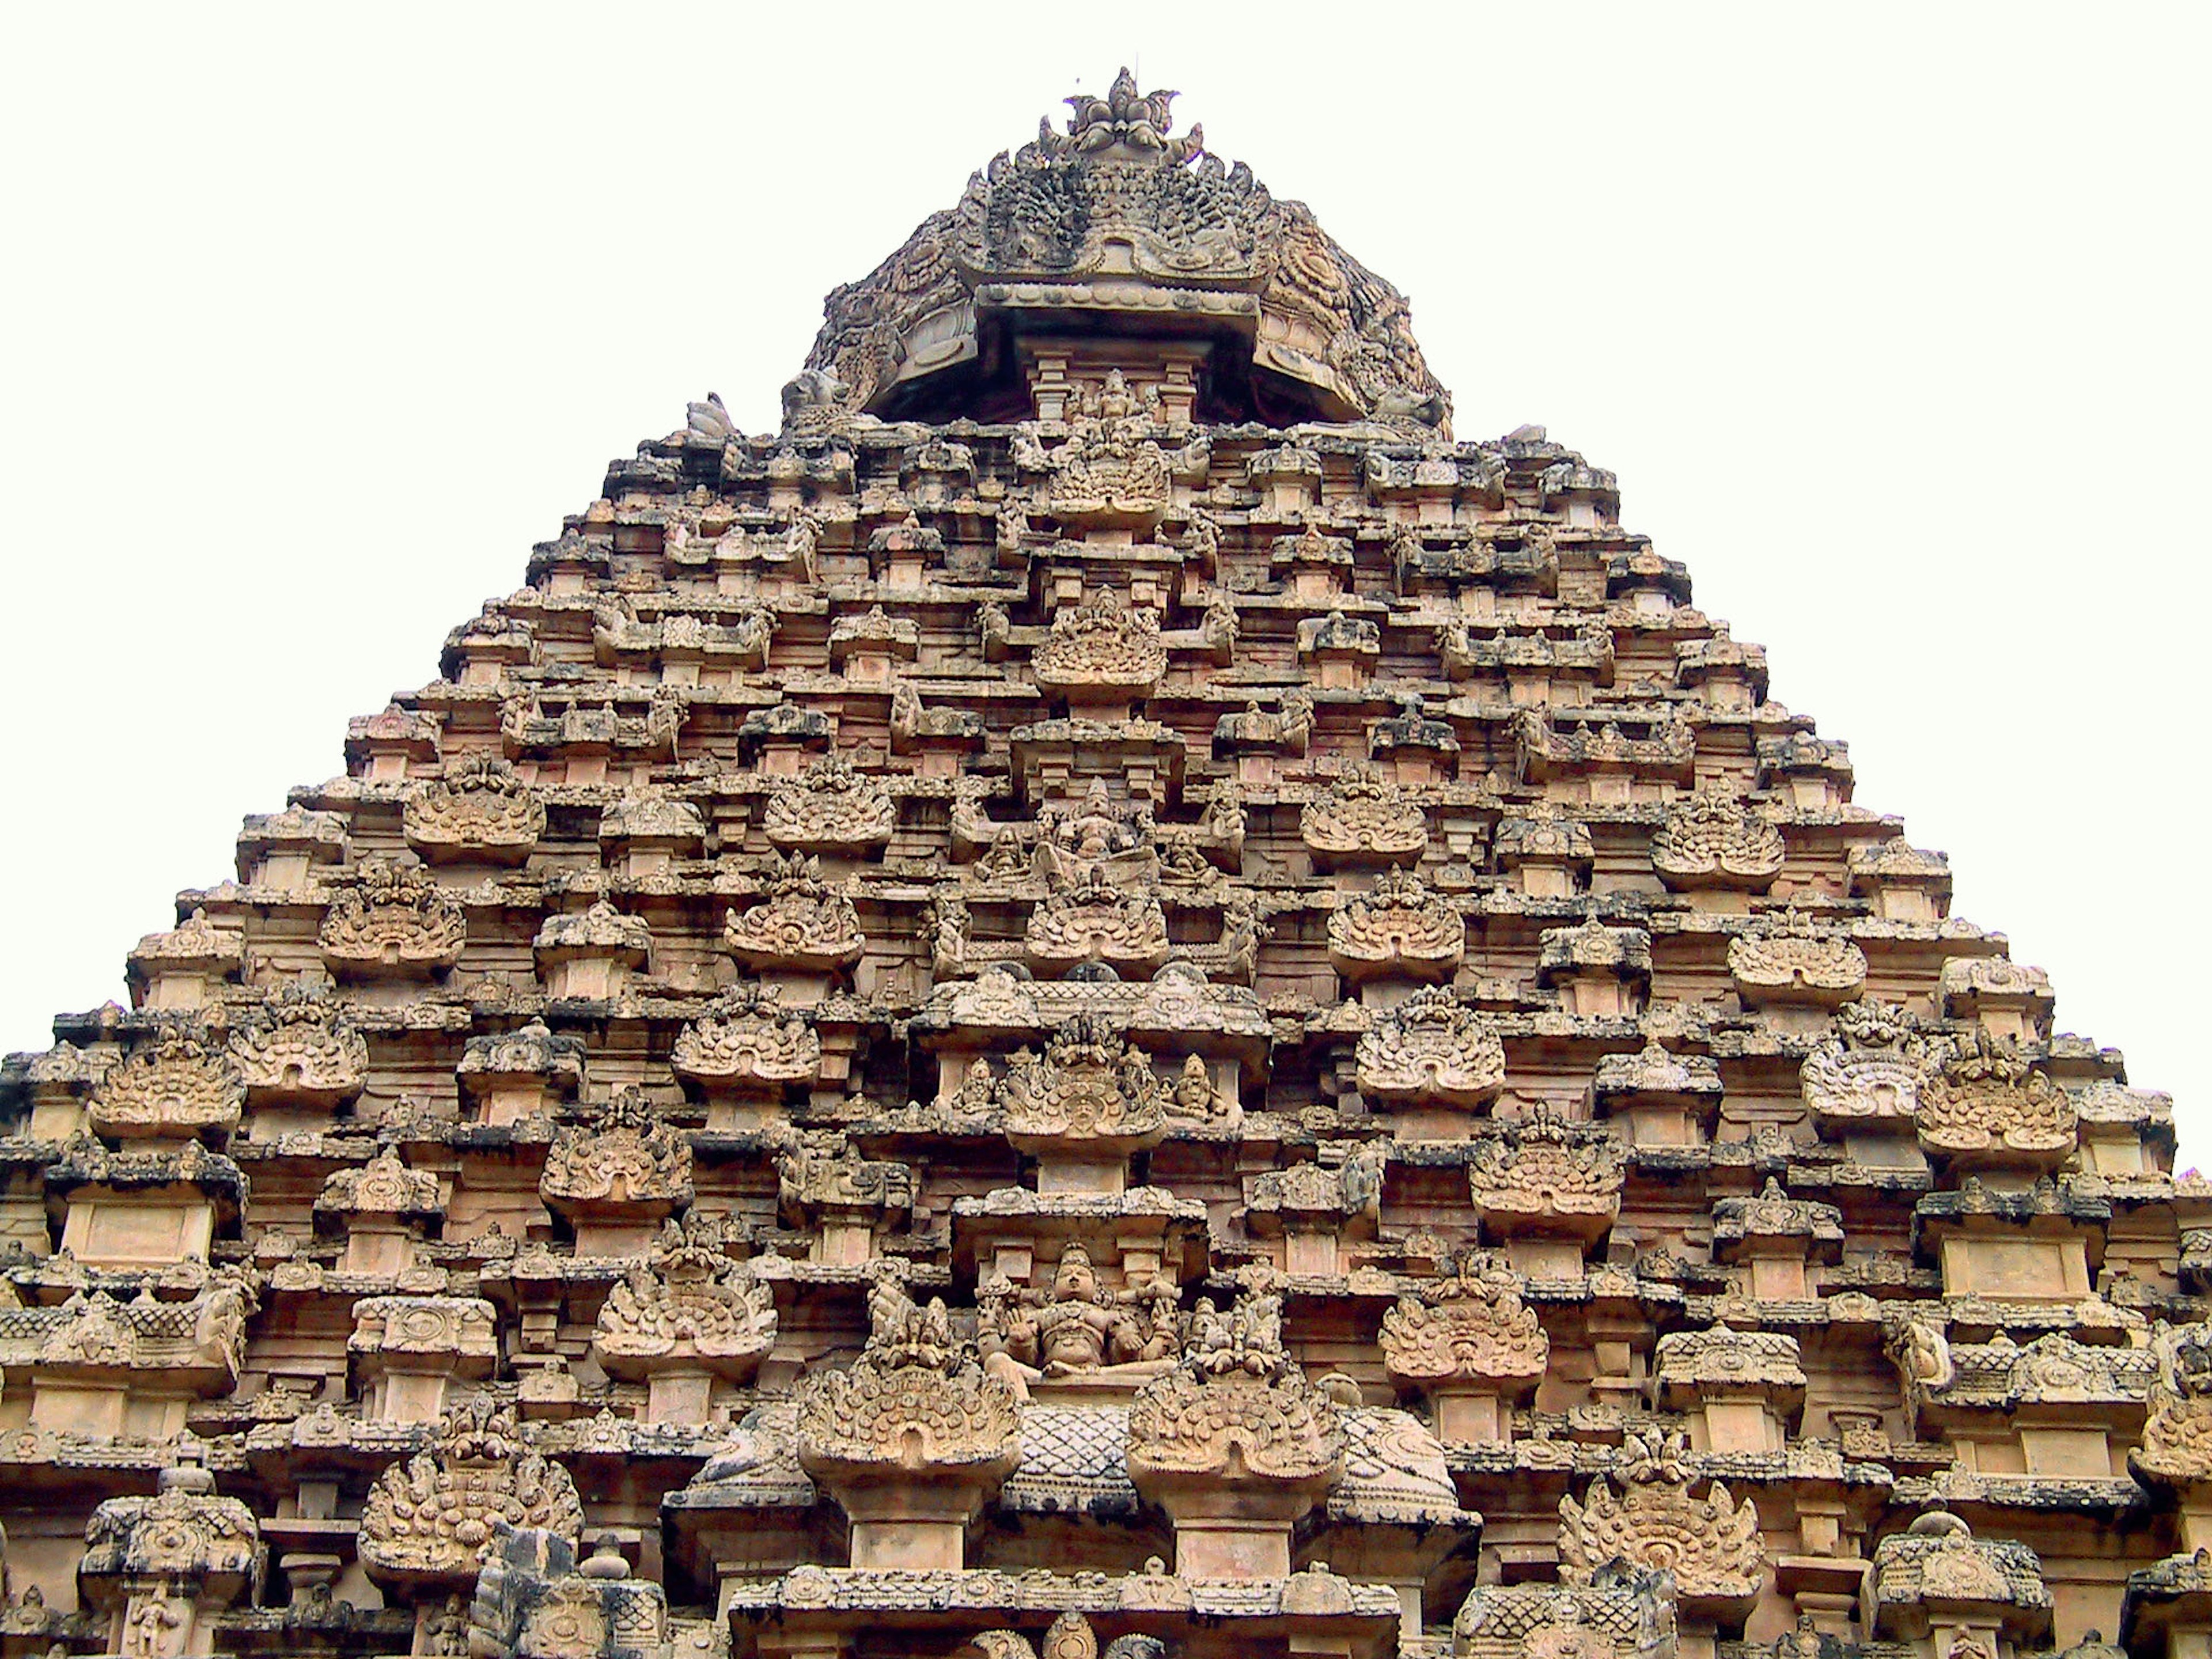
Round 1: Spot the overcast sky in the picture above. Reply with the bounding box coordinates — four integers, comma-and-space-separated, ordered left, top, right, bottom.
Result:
2, 4, 2205, 1150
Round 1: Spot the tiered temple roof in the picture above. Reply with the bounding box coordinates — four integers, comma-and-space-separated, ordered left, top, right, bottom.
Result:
0, 67, 2196, 1659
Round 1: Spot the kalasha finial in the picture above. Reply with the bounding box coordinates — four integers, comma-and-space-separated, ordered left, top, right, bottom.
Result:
1047, 67, 1202, 162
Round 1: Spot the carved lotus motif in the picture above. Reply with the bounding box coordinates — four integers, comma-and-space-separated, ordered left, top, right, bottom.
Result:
1917, 1043, 2076, 1166
227, 981, 368, 1107
762, 755, 896, 854
1800, 1000, 1937, 1126
1380, 1260, 1549, 1385
319, 858, 467, 979
1301, 769, 1427, 866
671, 990, 821, 1091
1328, 868, 1465, 984
1726, 913, 1866, 1006
592, 1215, 777, 1382
998, 1014, 1166, 1150
1649, 796, 1785, 891
1023, 866, 1171, 976
1466, 1111, 1624, 1241
1559, 1431, 1764, 1611
1032, 590, 1168, 699
724, 854, 865, 973
88, 1023, 244, 1141
1355, 986, 1506, 1107
404, 754, 545, 865
540, 1089, 694, 1215
359, 1398, 584, 1586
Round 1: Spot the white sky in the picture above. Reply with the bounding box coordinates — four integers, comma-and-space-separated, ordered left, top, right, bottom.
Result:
2, 5, 2206, 1150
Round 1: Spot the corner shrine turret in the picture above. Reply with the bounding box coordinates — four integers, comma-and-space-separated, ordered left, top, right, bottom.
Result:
0, 67, 2192, 1659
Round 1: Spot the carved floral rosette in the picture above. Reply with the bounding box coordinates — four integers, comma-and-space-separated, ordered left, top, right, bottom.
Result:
998, 1014, 1166, 1154
226, 981, 368, 1107
762, 756, 896, 855
1726, 912, 1866, 1007
1559, 1431, 1764, 1614
540, 1089, 694, 1218
1649, 795, 1785, 891
724, 854, 865, 973
1354, 985, 1506, 1107
1022, 866, 1172, 976
1916, 1042, 2077, 1168
1327, 868, 1465, 984
1031, 590, 1169, 700
1466, 1111, 1624, 1242
2134, 1321, 2212, 1487
591, 1215, 777, 1382
359, 1399, 585, 1589
1800, 1001, 1937, 1128
1380, 1259, 1549, 1387
795, 1275, 1021, 1484
404, 754, 545, 865
319, 858, 468, 979
87, 1022, 244, 1142
1301, 768, 1428, 866
671, 990, 821, 1093
1126, 1294, 1344, 1499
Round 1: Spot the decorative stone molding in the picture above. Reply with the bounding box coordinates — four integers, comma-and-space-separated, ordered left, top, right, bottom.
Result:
1801, 1000, 1937, 1131
794, 1271, 1022, 1570
1328, 868, 1464, 986
1559, 1429, 1764, 1618
1493, 812, 1594, 899
319, 858, 468, 980
1126, 1287, 1345, 1579
226, 981, 368, 1109
724, 854, 865, 976
1354, 986, 1506, 1108
540, 1089, 694, 1250
1381, 1254, 1547, 1444
361, 1397, 585, 1589
534, 902, 652, 1001
976, 1241, 1178, 1396
763, 755, 897, 854
1650, 795, 1785, 892
1452, 1566, 1679, 1659
1590, 1037, 1721, 1147
1653, 1324, 1806, 1452
80, 1456, 259, 1658
126, 908, 244, 1010
1301, 768, 1427, 869
1032, 590, 1168, 704
87, 1022, 244, 1143
1917, 1036, 2077, 1172
349, 1294, 500, 1423
997, 1014, 1168, 1190
1024, 868, 1172, 978
1940, 956, 2055, 1044
592, 1214, 777, 1415
1467, 1109, 1625, 1272
1728, 911, 1867, 1008
459, 1018, 586, 1126
1868, 1513, 2051, 1648
671, 987, 820, 1123
465, 1527, 669, 1659
405, 754, 546, 865
1537, 921, 1653, 1018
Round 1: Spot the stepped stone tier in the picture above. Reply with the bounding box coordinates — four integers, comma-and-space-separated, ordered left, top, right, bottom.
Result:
0, 65, 2196, 1659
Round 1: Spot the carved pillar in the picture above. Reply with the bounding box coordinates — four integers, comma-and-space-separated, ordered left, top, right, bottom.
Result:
79, 1455, 259, 1659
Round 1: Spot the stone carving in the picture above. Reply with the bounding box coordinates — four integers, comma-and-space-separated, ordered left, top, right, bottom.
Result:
0, 1277, 253, 1384
1649, 795, 1785, 891
2131, 1320, 2212, 1485
1354, 985, 1506, 1107
1800, 999, 1938, 1127
360, 1397, 585, 1585
87, 1021, 244, 1141
1451, 1566, 1679, 1659
466, 1528, 668, 1659
723, 853, 865, 973
1032, 589, 1168, 700
1727, 911, 1867, 1006
1380, 1255, 1550, 1386
1024, 867, 1172, 977
540, 1089, 695, 1215
762, 755, 896, 854
1916, 1033, 2077, 1167
1868, 1513, 2050, 1626
592, 1214, 777, 1383
997, 1015, 1166, 1150
964, 1613, 1162, 1659
319, 857, 468, 978
318, 1145, 441, 1217
1327, 868, 1465, 984
226, 980, 368, 1106
978, 1243, 1178, 1389
793, 1271, 1022, 1478
405, 754, 546, 865
1467, 1110, 1626, 1240
1126, 1289, 1344, 1487
81, 1455, 257, 1588
1559, 1429, 1764, 1612
1300, 768, 1427, 867
671, 988, 820, 1092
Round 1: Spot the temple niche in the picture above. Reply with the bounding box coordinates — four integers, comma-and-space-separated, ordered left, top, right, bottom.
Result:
0, 61, 2197, 1659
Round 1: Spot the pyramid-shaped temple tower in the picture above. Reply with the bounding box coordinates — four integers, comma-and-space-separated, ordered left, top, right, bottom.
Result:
3, 69, 2200, 1659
